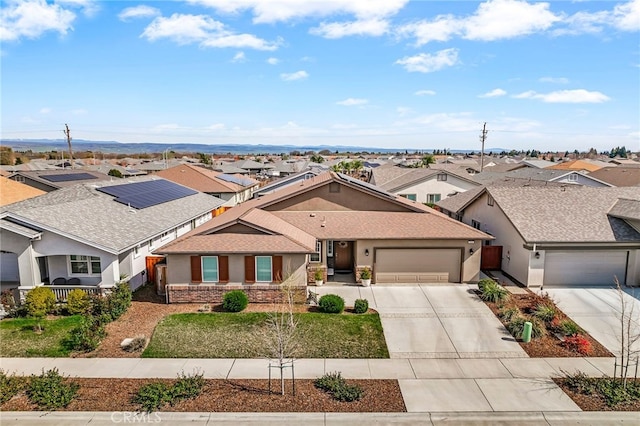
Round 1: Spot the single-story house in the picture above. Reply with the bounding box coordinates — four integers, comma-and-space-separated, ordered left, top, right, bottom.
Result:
437, 186, 640, 288
8, 169, 112, 192
0, 177, 224, 301
157, 172, 492, 303
155, 164, 259, 207
252, 169, 321, 198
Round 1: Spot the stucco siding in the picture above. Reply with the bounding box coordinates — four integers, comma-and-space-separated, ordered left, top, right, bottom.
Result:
394, 176, 478, 203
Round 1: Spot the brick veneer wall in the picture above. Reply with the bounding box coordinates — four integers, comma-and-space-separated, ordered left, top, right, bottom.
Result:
167, 284, 307, 304
307, 265, 327, 283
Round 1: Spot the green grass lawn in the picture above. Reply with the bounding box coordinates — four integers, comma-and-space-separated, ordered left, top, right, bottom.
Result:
0, 316, 82, 357
143, 312, 389, 359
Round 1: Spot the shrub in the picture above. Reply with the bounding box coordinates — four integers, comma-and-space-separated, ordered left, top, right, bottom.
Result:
222, 290, 249, 312
562, 334, 592, 355
66, 289, 90, 315
314, 269, 324, 281
353, 299, 369, 314
133, 382, 171, 412
477, 278, 496, 292
170, 370, 205, 403
318, 294, 345, 314
27, 368, 79, 409
498, 306, 521, 322
534, 303, 556, 323
25, 287, 56, 320
360, 267, 371, 280
1, 289, 16, 309
0, 370, 24, 404
314, 371, 363, 402
109, 280, 132, 321
65, 315, 105, 352
506, 315, 546, 339
560, 319, 582, 337
480, 281, 509, 303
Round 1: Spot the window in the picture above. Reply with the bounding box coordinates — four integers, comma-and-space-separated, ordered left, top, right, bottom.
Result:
326, 240, 334, 257
400, 194, 417, 201
69, 255, 101, 275
160, 231, 172, 241
427, 193, 441, 203
437, 173, 447, 181
133, 245, 140, 258
487, 195, 494, 206
202, 256, 219, 282
148, 238, 156, 251
310, 240, 321, 262
568, 173, 578, 182
14, 175, 25, 183
256, 256, 272, 282
472, 220, 481, 230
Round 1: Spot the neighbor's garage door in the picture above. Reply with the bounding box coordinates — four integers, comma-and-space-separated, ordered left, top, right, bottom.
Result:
375, 248, 461, 283
543, 251, 627, 286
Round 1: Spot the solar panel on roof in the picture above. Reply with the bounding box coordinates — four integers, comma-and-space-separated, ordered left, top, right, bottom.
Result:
217, 173, 255, 187
96, 180, 197, 209
40, 173, 99, 182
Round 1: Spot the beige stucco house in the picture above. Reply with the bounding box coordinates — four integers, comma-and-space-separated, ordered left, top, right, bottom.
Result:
157, 172, 492, 303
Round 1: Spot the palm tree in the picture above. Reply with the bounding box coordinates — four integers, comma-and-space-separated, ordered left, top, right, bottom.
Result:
310, 154, 324, 164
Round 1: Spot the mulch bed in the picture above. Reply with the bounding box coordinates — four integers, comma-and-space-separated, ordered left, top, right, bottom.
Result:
553, 378, 640, 411
0, 378, 406, 412
480, 290, 613, 358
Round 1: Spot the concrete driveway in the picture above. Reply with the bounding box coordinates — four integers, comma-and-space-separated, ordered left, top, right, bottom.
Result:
314, 284, 527, 359
546, 286, 640, 356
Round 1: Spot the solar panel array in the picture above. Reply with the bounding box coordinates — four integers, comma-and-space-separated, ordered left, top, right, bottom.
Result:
97, 179, 198, 209
336, 173, 395, 199
40, 173, 99, 182
217, 173, 255, 187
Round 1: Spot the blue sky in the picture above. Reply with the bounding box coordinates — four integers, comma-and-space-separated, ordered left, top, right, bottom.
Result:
1, 0, 639, 152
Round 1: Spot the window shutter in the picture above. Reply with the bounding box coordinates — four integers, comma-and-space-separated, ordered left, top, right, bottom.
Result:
190, 256, 202, 283
219, 256, 229, 283
273, 255, 283, 283
244, 255, 255, 283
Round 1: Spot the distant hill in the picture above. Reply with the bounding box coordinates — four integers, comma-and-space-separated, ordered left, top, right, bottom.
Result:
0, 139, 509, 155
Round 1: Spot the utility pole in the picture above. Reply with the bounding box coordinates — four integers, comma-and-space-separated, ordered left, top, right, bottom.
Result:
63, 124, 75, 169
479, 122, 488, 172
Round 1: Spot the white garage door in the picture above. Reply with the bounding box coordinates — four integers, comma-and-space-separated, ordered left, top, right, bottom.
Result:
0, 252, 20, 283
543, 251, 627, 286
375, 248, 461, 283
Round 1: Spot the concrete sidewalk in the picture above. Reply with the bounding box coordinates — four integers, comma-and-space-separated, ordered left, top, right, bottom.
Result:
2, 411, 639, 425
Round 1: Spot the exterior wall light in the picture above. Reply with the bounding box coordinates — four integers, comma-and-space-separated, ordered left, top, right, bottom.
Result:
365, 249, 369, 256
535, 251, 540, 259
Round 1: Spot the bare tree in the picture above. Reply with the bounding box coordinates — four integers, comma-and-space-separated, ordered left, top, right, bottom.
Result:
615, 276, 640, 387
263, 264, 304, 395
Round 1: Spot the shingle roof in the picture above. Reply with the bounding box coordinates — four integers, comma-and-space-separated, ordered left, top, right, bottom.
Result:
157, 234, 313, 254
547, 159, 607, 172
588, 167, 640, 187
8, 169, 111, 189
0, 177, 46, 206
487, 186, 640, 243
608, 198, 640, 221
376, 168, 478, 192
1, 178, 225, 253
155, 164, 257, 193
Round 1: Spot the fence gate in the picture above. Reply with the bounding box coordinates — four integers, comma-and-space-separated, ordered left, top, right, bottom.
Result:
481, 246, 503, 270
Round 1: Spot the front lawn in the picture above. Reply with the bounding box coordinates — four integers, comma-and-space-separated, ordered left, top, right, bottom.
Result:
143, 312, 389, 358
0, 316, 83, 357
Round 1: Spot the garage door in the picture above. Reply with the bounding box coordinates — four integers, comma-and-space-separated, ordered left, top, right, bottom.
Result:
543, 251, 627, 286
0, 252, 19, 283
375, 248, 461, 283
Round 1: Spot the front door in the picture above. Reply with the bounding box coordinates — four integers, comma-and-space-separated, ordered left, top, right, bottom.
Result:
334, 241, 353, 272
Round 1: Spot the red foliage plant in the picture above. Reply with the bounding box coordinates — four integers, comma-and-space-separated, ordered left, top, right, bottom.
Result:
562, 334, 592, 355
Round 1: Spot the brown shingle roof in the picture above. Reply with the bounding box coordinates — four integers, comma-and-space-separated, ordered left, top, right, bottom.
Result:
157, 234, 313, 254
588, 167, 640, 187
155, 164, 258, 193
0, 177, 46, 206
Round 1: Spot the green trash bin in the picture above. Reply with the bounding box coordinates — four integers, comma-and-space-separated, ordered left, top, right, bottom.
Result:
522, 321, 532, 343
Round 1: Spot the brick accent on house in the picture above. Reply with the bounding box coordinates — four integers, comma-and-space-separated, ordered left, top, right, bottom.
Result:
306, 265, 327, 283
167, 284, 307, 304
355, 265, 373, 283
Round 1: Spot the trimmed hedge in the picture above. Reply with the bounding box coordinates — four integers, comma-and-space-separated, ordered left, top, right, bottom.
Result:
222, 290, 249, 312
318, 294, 345, 314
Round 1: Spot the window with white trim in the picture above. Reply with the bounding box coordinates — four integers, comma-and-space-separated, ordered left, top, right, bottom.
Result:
202, 256, 219, 282
326, 240, 334, 257
437, 173, 447, 181
487, 195, 494, 206
568, 173, 578, 182
472, 220, 481, 230
427, 193, 441, 203
133, 245, 140, 258
400, 194, 417, 201
256, 256, 272, 282
160, 231, 172, 241
310, 240, 322, 262
69, 255, 101, 275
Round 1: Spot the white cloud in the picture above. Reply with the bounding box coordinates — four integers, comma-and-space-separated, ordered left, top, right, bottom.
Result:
555, 0, 639, 35
280, 70, 308, 81
336, 98, 369, 106
207, 123, 225, 130
310, 18, 389, 38
397, 0, 559, 45
513, 89, 610, 103
141, 13, 280, 50
187, 0, 409, 24
395, 48, 459, 73
267, 57, 279, 65
539, 77, 569, 84
1, 0, 76, 42
39, 107, 51, 114
118, 5, 160, 22
414, 90, 436, 96
479, 88, 507, 98
232, 51, 246, 62
613, 0, 640, 31
56, 0, 99, 18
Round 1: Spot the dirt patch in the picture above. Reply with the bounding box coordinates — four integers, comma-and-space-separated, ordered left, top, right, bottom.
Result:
0, 378, 405, 413
480, 290, 613, 358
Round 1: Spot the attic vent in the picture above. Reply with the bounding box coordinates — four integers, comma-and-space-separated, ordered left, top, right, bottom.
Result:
310, 213, 316, 217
